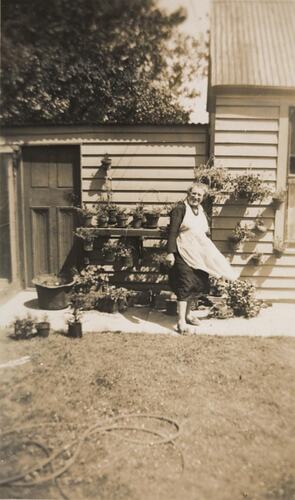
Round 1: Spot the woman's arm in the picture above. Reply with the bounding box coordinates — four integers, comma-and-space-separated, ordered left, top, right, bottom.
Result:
167, 203, 185, 254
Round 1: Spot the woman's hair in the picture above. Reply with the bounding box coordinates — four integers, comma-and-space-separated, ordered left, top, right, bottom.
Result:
187, 182, 209, 195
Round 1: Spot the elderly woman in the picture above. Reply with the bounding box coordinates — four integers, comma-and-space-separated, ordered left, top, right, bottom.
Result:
166, 182, 239, 333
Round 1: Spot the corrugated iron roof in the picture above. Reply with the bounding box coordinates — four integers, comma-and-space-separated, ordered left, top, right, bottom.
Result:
211, 0, 295, 88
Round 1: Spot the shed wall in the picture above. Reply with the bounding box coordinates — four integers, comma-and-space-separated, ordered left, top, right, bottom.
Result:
212, 95, 295, 301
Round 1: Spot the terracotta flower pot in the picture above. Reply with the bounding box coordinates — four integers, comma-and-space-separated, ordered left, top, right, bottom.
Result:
68, 322, 82, 338
83, 239, 94, 252
33, 279, 74, 310
84, 214, 94, 227
103, 249, 116, 263
165, 299, 177, 316
116, 214, 129, 227
132, 216, 144, 228
36, 321, 50, 337
97, 215, 109, 228
116, 255, 133, 268
145, 213, 160, 229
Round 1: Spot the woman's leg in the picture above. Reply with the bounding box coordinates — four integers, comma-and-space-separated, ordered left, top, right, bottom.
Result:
177, 300, 188, 332
185, 297, 200, 325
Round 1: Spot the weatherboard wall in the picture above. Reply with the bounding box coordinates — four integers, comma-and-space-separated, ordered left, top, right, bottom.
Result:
211, 94, 295, 301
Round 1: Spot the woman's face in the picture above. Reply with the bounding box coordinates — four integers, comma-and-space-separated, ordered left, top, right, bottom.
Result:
187, 186, 205, 208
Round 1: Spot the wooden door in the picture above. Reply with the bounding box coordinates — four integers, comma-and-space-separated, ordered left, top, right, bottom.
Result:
22, 146, 80, 285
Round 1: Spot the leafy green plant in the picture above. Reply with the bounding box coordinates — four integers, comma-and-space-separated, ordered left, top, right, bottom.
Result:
209, 277, 262, 318
1, 0, 208, 125
250, 252, 264, 265
194, 161, 232, 196
232, 173, 271, 203
67, 293, 84, 324
11, 314, 37, 339
72, 265, 109, 293
228, 223, 255, 246
32, 274, 71, 287
226, 280, 262, 318
144, 206, 162, 216
132, 203, 145, 218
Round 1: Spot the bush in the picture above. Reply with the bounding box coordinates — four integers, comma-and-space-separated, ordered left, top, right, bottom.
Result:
209, 277, 262, 318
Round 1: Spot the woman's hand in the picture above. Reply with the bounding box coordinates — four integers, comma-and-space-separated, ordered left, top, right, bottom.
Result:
165, 253, 175, 268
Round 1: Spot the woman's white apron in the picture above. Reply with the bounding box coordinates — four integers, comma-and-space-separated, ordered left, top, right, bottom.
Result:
176, 201, 239, 281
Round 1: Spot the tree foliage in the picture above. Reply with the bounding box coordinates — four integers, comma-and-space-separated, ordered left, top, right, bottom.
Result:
1, 0, 208, 125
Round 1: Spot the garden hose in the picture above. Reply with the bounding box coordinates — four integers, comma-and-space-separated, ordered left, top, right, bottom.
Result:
0, 413, 183, 490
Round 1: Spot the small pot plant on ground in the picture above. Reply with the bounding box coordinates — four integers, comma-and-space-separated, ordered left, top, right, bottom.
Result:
208, 277, 264, 319
67, 293, 84, 338
228, 222, 255, 251
32, 274, 74, 310
95, 286, 131, 313
35, 314, 50, 337
10, 314, 38, 340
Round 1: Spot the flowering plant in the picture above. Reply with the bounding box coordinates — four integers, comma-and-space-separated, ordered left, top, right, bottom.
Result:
194, 161, 232, 194
232, 172, 271, 203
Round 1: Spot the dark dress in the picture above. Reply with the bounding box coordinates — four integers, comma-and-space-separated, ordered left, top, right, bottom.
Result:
167, 203, 209, 301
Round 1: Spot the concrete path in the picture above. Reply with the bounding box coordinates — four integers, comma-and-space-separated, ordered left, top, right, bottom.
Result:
0, 291, 295, 337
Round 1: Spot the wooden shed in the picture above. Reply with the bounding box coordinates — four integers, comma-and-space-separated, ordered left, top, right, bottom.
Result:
0, 125, 208, 296
209, 0, 295, 301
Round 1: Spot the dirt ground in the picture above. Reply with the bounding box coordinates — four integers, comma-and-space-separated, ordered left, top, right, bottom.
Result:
0, 329, 295, 500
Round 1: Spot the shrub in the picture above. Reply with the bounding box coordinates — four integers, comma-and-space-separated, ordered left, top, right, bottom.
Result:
209, 277, 262, 318
72, 265, 109, 293
232, 172, 271, 203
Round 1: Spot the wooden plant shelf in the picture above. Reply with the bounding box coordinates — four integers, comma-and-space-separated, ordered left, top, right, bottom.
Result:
76, 226, 168, 238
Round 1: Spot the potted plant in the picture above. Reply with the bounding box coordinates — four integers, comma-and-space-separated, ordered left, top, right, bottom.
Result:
11, 314, 37, 340
228, 223, 255, 251
101, 153, 112, 172
208, 276, 229, 304
107, 203, 119, 225
131, 203, 145, 228
96, 286, 130, 313
36, 314, 51, 337
250, 252, 264, 266
75, 203, 96, 227
273, 238, 286, 257
116, 207, 130, 227
115, 243, 134, 268
144, 206, 162, 228
271, 189, 287, 209
194, 159, 232, 200
32, 274, 75, 310
151, 251, 169, 274
96, 203, 109, 228
67, 293, 84, 337
232, 172, 271, 203
102, 240, 117, 263
254, 217, 268, 233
